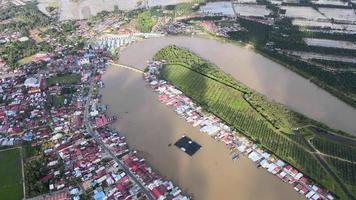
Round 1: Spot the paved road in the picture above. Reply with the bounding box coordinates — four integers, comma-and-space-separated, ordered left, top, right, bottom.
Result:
83, 67, 155, 200
108, 61, 144, 74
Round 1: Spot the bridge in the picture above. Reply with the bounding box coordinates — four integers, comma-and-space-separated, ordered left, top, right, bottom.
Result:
108, 61, 144, 74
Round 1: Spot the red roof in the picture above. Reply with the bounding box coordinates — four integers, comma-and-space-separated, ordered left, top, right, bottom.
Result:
152, 187, 163, 198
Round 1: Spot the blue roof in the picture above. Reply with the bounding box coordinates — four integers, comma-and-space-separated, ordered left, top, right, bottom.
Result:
84, 53, 94, 58
94, 191, 106, 200
22, 132, 33, 141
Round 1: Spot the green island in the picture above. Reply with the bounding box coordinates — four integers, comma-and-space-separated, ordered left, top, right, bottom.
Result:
0, 148, 23, 200
154, 45, 356, 199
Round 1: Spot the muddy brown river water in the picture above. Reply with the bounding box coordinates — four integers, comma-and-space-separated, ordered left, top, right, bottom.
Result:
118, 36, 356, 135
101, 35, 356, 200
101, 66, 303, 200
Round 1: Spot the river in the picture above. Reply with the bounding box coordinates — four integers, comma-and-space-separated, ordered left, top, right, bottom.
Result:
117, 36, 356, 135
101, 66, 303, 200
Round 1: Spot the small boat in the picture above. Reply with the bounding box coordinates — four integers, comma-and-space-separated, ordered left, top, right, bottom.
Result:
231, 153, 239, 161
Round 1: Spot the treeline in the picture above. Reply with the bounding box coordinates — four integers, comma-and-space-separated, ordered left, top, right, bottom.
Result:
259, 48, 356, 107
302, 31, 356, 42
136, 11, 156, 33
311, 59, 356, 69
226, 15, 356, 108
0, 2, 51, 35
25, 157, 49, 197
1, 40, 37, 67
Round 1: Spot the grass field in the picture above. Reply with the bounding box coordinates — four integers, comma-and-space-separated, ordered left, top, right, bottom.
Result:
0, 148, 23, 200
154, 45, 355, 199
46, 74, 81, 87
17, 55, 36, 65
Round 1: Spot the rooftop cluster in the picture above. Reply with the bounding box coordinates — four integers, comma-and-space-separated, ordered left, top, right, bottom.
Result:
0, 47, 189, 199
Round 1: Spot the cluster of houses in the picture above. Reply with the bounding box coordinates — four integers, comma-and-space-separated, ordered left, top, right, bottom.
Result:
157, 22, 197, 35
0, 73, 48, 146
144, 61, 336, 200
94, 127, 189, 200
85, 62, 190, 200
95, 33, 163, 51
0, 47, 189, 199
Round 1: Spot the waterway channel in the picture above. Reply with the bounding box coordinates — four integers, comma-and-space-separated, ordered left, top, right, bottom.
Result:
117, 36, 356, 135
101, 66, 303, 200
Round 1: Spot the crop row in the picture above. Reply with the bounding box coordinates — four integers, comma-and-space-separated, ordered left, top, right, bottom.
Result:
161, 64, 330, 183
326, 157, 356, 186
312, 137, 356, 162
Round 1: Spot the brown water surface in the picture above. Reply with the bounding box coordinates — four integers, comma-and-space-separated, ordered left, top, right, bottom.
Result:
101, 66, 303, 200
118, 36, 356, 135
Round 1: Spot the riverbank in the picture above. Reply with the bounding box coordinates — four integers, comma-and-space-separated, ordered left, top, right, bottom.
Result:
144, 60, 339, 199
152, 44, 356, 198
101, 65, 303, 200
117, 35, 356, 136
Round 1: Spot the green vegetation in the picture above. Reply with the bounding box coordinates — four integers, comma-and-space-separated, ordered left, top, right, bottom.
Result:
0, 148, 23, 200
23, 143, 41, 160
226, 17, 356, 108
0, 2, 51, 35
310, 59, 356, 70
154, 45, 355, 199
326, 157, 356, 196
46, 74, 81, 87
17, 54, 36, 66
165, 1, 201, 17
136, 11, 156, 32
25, 156, 49, 198
154, 45, 314, 132
258, 48, 356, 108
51, 95, 71, 107
312, 137, 356, 162
1, 40, 38, 67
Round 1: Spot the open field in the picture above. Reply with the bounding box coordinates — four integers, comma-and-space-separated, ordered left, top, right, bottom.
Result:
17, 55, 36, 65
154, 45, 356, 199
0, 148, 23, 200
46, 74, 81, 87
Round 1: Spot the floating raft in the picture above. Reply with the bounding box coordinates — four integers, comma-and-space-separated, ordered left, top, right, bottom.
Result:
175, 136, 201, 156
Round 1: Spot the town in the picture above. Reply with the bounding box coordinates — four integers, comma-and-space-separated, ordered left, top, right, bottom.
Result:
0, 0, 356, 200
0, 47, 190, 200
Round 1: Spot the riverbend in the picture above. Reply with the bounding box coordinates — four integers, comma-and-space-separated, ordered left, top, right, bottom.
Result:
118, 36, 356, 135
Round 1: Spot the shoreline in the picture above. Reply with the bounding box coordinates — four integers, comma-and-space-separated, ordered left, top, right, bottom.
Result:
101, 65, 304, 200
116, 35, 356, 136
143, 61, 335, 199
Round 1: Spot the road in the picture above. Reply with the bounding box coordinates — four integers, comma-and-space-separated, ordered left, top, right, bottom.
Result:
295, 131, 355, 200
83, 67, 155, 200
108, 61, 144, 74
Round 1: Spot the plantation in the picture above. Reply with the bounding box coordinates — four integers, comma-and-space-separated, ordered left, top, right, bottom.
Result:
155, 45, 314, 132
312, 137, 356, 162
154, 45, 356, 199
0, 148, 23, 200
326, 157, 356, 195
